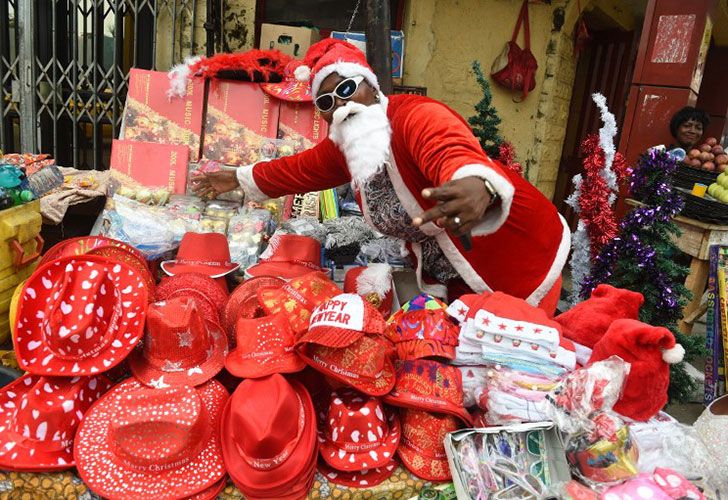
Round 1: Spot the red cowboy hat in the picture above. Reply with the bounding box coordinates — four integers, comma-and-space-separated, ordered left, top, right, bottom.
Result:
297, 293, 387, 348
398, 409, 460, 481
128, 297, 228, 388
14, 255, 148, 376
74, 378, 228, 500
343, 264, 394, 319
221, 374, 318, 498
246, 234, 323, 280
161, 232, 240, 278
386, 295, 460, 361
318, 389, 400, 472
155, 272, 228, 332
384, 359, 472, 425
318, 459, 398, 488
298, 333, 396, 396
261, 60, 313, 102
258, 271, 341, 335
40, 235, 155, 300
225, 312, 305, 378
0, 374, 112, 471
223, 276, 285, 341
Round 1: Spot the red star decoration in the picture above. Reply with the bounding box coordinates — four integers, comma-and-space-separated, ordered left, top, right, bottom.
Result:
481, 318, 491, 326
533, 328, 542, 334
515, 325, 524, 332
457, 307, 467, 317
498, 323, 507, 331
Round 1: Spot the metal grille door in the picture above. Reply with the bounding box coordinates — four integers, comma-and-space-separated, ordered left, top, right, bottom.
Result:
11, 0, 219, 169
0, 0, 20, 154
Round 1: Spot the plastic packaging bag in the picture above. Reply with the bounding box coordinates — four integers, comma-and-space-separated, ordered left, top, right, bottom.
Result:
227, 208, 275, 273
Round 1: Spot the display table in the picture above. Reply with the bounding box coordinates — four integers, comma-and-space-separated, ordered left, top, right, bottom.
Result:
0, 467, 434, 499
627, 199, 728, 334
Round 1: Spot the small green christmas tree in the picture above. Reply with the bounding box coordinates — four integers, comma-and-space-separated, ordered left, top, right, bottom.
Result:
468, 61, 503, 159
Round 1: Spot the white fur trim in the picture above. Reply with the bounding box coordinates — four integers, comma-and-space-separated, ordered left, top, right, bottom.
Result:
167, 55, 203, 99
235, 164, 268, 202
384, 157, 443, 237
312, 62, 379, 97
435, 232, 490, 293
411, 243, 448, 299
356, 264, 393, 297
662, 344, 685, 364
450, 164, 515, 237
294, 64, 311, 82
525, 214, 571, 306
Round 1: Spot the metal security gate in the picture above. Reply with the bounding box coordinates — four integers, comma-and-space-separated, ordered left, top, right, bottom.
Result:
1, 0, 223, 169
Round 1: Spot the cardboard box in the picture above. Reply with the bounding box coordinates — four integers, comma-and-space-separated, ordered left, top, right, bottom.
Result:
278, 101, 328, 151
444, 422, 571, 500
260, 23, 321, 58
202, 80, 280, 166
110, 140, 189, 194
329, 30, 405, 79
121, 69, 203, 161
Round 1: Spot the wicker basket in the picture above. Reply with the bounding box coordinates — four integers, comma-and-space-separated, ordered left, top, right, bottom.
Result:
674, 163, 718, 191
677, 187, 728, 225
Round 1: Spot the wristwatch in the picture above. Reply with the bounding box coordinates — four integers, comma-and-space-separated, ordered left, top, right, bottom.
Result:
483, 178, 499, 207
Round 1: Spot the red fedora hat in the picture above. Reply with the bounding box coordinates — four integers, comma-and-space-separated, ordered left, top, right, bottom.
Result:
258, 271, 341, 335
297, 293, 387, 348
40, 235, 155, 299
0, 374, 112, 471
318, 389, 400, 472
161, 232, 239, 278
246, 234, 323, 280
384, 359, 472, 425
156, 272, 228, 329
128, 297, 228, 388
14, 255, 148, 376
74, 378, 229, 500
298, 334, 396, 396
221, 374, 318, 498
223, 276, 285, 341
398, 409, 460, 481
225, 312, 305, 378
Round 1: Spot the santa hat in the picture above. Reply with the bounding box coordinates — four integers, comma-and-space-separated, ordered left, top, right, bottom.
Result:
556, 285, 644, 349
295, 39, 379, 97
588, 318, 684, 422
343, 264, 394, 318
167, 49, 292, 98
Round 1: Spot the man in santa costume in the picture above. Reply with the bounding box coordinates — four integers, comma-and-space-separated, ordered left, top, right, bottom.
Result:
194, 39, 570, 314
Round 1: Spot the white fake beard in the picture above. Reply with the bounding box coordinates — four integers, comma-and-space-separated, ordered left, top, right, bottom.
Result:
328, 98, 392, 189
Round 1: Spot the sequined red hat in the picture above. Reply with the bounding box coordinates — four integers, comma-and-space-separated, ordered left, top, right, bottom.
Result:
257, 271, 341, 336
398, 409, 460, 481
223, 276, 285, 341
0, 374, 112, 471
155, 272, 228, 335
318, 389, 400, 472
384, 359, 472, 425
225, 312, 305, 378
128, 297, 228, 388
14, 255, 148, 376
74, 378, 229, 500
386, 293, 459, 360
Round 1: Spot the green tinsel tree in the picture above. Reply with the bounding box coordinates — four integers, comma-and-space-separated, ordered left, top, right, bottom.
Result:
468, 61, 503, 159
582, 150, 705, 402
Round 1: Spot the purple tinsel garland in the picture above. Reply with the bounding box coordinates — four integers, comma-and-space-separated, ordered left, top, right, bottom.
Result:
581, 149, 684, 301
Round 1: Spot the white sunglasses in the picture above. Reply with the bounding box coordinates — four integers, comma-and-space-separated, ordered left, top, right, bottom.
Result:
314, 76, 366, 112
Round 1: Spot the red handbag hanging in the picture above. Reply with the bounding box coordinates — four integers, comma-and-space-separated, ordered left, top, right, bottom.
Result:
490, 0, 538, 100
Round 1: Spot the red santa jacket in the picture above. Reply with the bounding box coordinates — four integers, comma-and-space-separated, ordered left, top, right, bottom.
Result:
237, 94, 570, 305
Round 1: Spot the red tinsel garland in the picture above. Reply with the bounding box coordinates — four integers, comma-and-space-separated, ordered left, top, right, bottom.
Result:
498, 142, 523, 175
578, 134, 619, 258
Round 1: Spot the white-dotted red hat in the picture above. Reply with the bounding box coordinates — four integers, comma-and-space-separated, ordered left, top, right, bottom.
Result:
295, 39, 380, 98
74, 378, 228, 500
318, 389, 400, 473
128, 297, 228, 388
297, 293, 387, 348
317, 459, 398, 488
14, 255, 148, 376
0, 374, 112, 471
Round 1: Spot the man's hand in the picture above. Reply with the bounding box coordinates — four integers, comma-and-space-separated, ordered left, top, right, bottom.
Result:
191, 170, 240, 199
412, 176, 491, 236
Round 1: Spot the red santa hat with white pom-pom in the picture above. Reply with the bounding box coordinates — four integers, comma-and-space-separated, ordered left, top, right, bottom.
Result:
344, 264, 394, 318
295, 39, 380, 97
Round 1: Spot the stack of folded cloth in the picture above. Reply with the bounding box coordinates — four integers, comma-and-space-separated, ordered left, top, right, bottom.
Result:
448, 292, 576, 425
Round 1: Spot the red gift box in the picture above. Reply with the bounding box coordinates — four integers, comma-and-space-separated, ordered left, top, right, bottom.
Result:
110, 140, 189, 194
121, 69, 204, 161
202, 81, 280, 166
